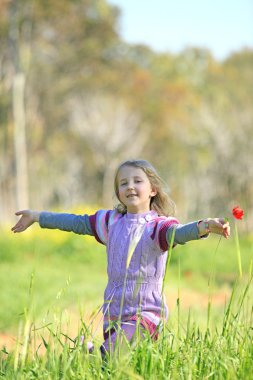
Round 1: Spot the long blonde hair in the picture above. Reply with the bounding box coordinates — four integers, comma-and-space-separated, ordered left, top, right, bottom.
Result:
114, 159, 176, 216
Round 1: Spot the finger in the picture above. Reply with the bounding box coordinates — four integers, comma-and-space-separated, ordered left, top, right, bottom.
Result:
12, 221, 26, 232
11, 224, 19, 231
13, 225, 25, 233
11, 221, 23, 230
223, 227, 230, 238
12, 228, 20, 233
224, 224, 230, 232
15, 210, 26, 216
11, 225, 19, 232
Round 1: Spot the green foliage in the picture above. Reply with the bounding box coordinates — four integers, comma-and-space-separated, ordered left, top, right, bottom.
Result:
1, 0, 253, 221
0, 276, 252, 379
0, 229, 252, 330
0, 229, 253, 378
172, 234, 253, 276
0, 230, 107, 331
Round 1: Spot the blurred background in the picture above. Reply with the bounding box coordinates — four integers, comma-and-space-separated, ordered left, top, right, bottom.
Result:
0, 0, 253, 349
0, 0, 253, 226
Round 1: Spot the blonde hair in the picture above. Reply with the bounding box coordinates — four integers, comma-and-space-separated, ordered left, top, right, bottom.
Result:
114, 159, 176, 216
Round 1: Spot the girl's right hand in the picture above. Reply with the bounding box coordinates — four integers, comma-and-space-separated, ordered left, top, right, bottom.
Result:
11, 210, 40, 233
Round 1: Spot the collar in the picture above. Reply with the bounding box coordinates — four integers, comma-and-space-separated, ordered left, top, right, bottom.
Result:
125, 210, 158, 224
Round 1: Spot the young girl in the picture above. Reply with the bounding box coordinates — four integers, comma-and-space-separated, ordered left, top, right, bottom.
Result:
12, 159, 230, 355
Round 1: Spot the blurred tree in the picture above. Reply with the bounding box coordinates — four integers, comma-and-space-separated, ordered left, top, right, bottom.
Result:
0, 1, 252, 229
0, 0, 125, 213
8, 0, 33, 211
0, 0, 32, 219
69, 92, 148, 206
168, 49, 253, 226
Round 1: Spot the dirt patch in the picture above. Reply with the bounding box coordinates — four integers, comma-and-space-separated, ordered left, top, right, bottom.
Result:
0, 333, 16, 352
166, 287, 231, 310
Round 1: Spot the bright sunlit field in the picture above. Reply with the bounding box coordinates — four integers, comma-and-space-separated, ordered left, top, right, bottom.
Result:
0, 224, 252, 379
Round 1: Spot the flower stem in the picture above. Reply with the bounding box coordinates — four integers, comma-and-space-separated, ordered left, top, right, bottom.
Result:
234, 221, 242, 277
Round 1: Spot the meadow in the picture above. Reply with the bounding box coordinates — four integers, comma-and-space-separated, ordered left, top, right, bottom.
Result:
0, 221, 252, 379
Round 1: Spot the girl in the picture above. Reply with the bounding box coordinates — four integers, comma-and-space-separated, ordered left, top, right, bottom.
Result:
12, 159, 230, 355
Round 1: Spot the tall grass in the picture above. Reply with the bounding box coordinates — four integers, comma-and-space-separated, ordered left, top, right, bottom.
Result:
1, 275, 252, 379
0, 228, 253, 378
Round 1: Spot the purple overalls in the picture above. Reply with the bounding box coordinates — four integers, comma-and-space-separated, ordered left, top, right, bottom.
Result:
89, 209, 179, 333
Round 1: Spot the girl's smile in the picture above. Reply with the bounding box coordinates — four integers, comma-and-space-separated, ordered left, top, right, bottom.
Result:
117, 166, 157, 214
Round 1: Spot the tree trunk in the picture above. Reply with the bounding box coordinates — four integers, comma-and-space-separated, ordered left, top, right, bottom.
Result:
9, 0, 30, 211
13, 72, 29, 209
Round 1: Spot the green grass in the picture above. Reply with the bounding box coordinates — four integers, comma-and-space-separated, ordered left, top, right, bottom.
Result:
0, 226, 252, 379
0, 228, 107, 332
1, 277, 252, 379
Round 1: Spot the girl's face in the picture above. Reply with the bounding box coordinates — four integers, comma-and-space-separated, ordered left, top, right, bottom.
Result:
117, 165, 157, 214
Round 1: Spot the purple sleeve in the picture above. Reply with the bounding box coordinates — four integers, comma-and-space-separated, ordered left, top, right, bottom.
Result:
150, 217, 180, 251
88, 209, 122, 245
88, 210, 111, 245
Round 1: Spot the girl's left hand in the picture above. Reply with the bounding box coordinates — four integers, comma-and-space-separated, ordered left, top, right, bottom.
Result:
208, 218, 230, 239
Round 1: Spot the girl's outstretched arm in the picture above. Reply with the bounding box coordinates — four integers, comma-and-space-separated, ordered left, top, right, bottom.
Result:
11, 210, 40, 233
12, 210, 93, 236
166, 217, 230, 246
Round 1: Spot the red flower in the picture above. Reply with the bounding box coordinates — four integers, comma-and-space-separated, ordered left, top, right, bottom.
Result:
232, 206, 244, 220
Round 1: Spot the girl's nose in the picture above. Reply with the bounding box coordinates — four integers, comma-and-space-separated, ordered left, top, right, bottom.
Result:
127, 182, 134, 189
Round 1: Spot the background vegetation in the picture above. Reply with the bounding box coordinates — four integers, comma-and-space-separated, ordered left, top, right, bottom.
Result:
0, 227, 252, 379
0, 0, 253, 227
